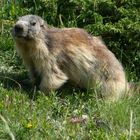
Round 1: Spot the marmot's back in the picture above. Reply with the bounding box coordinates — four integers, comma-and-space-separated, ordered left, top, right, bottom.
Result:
46, 28, 125, 82
45, 28, 94, 51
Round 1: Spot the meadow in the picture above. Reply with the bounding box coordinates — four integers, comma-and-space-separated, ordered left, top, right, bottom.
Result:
0, 0, 140, 139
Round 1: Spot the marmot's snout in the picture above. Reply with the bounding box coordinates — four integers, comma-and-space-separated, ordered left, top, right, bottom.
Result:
12, 21, 28, 39
14, 24, 24, 34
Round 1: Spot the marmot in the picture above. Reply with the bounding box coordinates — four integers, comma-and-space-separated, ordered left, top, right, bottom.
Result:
12, 15, 129, 101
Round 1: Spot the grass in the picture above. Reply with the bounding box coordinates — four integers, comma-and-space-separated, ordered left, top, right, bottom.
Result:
0, 21, 140, 140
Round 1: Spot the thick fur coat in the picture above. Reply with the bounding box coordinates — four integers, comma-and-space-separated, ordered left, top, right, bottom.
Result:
12, 15, 128, 101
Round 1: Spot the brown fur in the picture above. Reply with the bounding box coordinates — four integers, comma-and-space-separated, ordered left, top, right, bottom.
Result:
12, 15, 129, 101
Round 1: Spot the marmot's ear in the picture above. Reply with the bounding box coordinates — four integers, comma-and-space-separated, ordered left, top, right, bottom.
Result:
39, 21, 44, 27
41, 22, 48, 30
36, 16, 44, 26
36, 16, 48, 29
40, 19, 44, 26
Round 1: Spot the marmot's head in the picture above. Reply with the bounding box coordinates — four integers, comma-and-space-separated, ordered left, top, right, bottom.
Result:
12, 15, 46, 41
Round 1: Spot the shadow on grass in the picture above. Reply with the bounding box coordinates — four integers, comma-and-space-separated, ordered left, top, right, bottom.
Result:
0, 71, 91, 100
0, 71, 37, 97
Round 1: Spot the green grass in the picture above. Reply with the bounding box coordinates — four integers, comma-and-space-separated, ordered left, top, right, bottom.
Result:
0, 23, 140, 140
1, 85, 140, 140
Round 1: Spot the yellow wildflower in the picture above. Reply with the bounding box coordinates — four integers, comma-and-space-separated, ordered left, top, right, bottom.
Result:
26, 122, 33, 129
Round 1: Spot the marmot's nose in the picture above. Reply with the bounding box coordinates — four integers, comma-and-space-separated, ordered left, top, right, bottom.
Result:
14, 24, 23, 32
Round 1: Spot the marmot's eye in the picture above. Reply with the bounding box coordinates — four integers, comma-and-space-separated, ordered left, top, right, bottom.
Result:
31, 21, 36, 26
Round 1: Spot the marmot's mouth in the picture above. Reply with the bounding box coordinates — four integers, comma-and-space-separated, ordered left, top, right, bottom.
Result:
13, 34, 28, 40
14, 34, 25, 38
14, 35, 31, 41
14, 34, 34, 41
